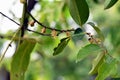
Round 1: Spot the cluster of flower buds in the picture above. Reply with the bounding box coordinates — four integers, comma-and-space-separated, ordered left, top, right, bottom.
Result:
86, 33, 101, 44
28, 20, 72, 38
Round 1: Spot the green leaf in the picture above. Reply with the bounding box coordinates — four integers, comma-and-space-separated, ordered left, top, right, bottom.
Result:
72, 28, 84, 42
53, 37, 70, 56
95, 55, 117, 80
89, 52, 105, 75
104, 0, 118, 9
88, 22, 104, 41
68, 0, 89, 26
11, 39, 36, 80
76, 44, 102, 62
74, 28, 83, 34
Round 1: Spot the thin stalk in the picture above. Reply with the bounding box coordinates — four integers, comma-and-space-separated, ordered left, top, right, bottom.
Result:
0, 27, 21, 63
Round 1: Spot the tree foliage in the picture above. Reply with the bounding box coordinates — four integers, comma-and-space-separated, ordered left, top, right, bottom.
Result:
0, 0, 120, 80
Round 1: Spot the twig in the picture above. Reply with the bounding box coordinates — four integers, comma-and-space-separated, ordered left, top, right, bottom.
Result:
0, 27, 21, 63
0, 12, 20, 26
0, 12, 22, 63
0, 12, 52, 36
0, 12, 75, 36
26, 29, 51, 36
27, 11, 75, 32
0, 33, 40, 42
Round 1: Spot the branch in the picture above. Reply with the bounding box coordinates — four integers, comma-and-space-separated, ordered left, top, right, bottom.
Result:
27, 11, 75, 32
0, 12, 20, 26
26, 29, 51, 36
0, 27, 21, 63
0, 11, 75, 37
0, 12, 52, 36
0, 34, 41, 43
20, 1, 28, 37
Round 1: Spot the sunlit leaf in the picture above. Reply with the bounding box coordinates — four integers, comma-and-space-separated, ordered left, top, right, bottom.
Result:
89, 53, 105, 75
88, 22, 104, 41
96, 55, 117, 80
11, 39, 36, 80
68, 0, 89, 26
53, 37, 70, 56
104, 0, 118, 9
76, 44, 102, 62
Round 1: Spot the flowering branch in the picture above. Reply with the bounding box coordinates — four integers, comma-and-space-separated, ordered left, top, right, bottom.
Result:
27, 11, 75, 32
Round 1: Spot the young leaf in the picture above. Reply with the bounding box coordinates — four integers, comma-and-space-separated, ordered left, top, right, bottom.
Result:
11, 39, 36, 80
88, 22, 104, 41
95, 55, 117, 80
89, 52, 105, 75
53, 37, 70, 56
72, 28, 84, 42
104, 0, 118, 9
68, 0, 89, 26
76, 44, 102, 62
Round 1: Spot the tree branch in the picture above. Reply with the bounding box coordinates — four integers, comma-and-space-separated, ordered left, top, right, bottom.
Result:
20, 0, 28, 37
0, 11, 76, 37
26, 29, 51, 36
0, 27, 21, 63
0, 12, 51, 36
0, 33, 41, 43
0, 12, 20, 26
27, 11, 75, 32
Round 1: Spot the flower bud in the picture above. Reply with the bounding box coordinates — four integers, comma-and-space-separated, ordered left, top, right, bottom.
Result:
51, 30, 57, 38
20, 0, 26, 4
29, 20, 35, 27
41, 27, 46, 33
